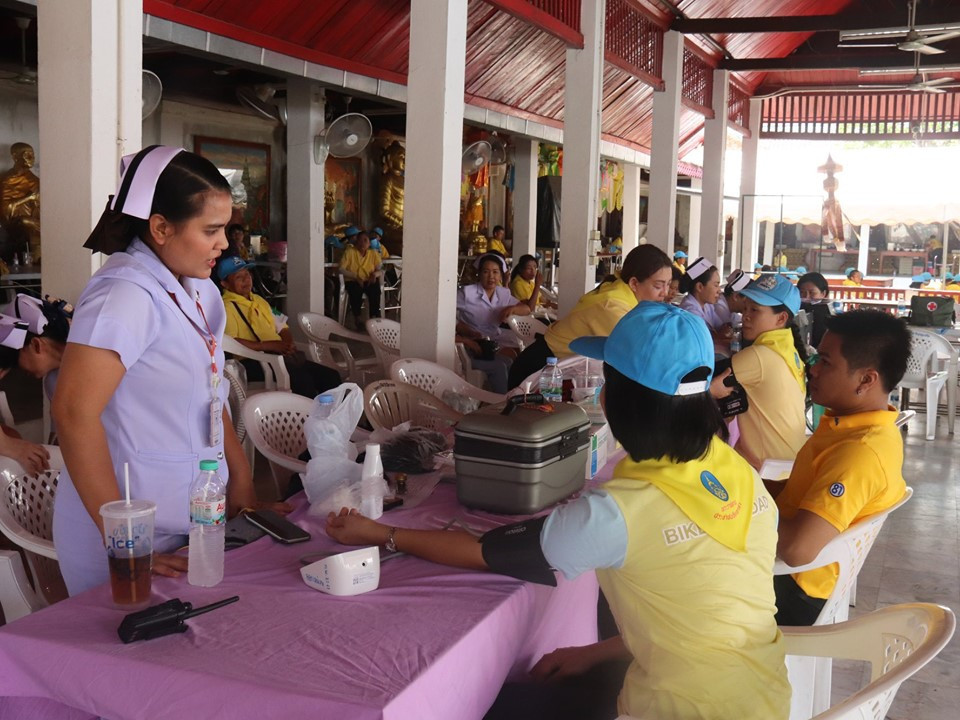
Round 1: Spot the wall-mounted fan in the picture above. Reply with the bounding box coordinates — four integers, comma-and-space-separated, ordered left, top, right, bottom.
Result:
313, 112, 373, 164
236, 85, 287, 124
142, 70, 163, 118
839, 1, 960, 55
461, 141, 492, 175
0, 17, 36, 85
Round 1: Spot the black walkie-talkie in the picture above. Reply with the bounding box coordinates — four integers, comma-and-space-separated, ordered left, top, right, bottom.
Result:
117, 596, 239, 643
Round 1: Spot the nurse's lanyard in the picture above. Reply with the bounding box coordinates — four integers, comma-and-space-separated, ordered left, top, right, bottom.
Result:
168, 290, 222, 447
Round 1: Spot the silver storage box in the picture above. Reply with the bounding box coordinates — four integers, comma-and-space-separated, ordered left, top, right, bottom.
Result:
454, 401, 590, 514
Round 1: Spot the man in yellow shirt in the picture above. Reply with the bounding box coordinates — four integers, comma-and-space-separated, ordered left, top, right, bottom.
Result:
488, 224, 509, 256
219, 256, 340, 398
773, 310, 910, 625
339, 231, 382, 326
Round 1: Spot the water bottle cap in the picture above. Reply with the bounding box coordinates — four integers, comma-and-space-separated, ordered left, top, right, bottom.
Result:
199, 459, 219, 471
318, 395, 335, 404
546, 357, 558, 365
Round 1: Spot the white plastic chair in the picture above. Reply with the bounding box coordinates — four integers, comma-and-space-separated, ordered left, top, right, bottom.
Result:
363, 380, 462, 431
0, 446, 66, 620
222, 335, 291, 392
242, 392, 315, 499
0, 391, 14, 426
777, 488, 913, 719
782, 603, 955, 720
455, 342, 490, 388
223, 360, 255, 469
380, 258, 402, 317
506, 315, 550, 352
390, 358, 505, 406
298, 312, 381, 385
365, 318, 402, 377
899, 329, 954, 440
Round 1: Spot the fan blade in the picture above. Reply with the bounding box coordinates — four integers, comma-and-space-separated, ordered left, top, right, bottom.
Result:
839, 27, 909, 42
905, 42, 946, 55
922, 86, 947, 93
925, 76, 957, 86
923, 30, 960, 45
838, 42, 899, 49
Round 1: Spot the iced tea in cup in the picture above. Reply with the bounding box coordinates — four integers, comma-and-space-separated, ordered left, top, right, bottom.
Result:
99, 500, 155, 609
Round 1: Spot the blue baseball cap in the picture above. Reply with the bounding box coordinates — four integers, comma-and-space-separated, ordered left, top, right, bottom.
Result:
739, 274, 801, 315
674, 250, 687, 259
795, 266, 807, 274
371, 226, 384, 237
754, 263, 763, 270
570, 302, 713, 396
370, 238, 382, 250
844, 267, 857, 277
217, 256, 256, 281
946, 272, 954, 281
343, 225, 361, 237
324, 235, 344, 248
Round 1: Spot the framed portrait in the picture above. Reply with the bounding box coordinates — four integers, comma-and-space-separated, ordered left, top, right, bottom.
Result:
324, 157, 361, 227
194, 137, 271, 230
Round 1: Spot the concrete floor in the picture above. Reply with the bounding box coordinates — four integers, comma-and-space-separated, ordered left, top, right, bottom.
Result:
831, 415, 960, 719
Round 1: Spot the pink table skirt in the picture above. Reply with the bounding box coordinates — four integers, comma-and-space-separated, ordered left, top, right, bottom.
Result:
0, 479, 599, 720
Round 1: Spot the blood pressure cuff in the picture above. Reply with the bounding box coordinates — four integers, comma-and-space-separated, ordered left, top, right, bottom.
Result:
480, 517, 557, 587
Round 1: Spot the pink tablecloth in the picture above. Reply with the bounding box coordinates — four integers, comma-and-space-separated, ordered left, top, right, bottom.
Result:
0, 479, 599, 720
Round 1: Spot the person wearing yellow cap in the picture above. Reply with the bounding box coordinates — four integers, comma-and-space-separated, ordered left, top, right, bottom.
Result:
717, 274, 809, 471
773, 310, 909, 625
327, 302, 789, 719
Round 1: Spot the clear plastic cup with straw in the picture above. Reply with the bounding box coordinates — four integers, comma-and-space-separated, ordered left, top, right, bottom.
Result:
99, 463, 155, 609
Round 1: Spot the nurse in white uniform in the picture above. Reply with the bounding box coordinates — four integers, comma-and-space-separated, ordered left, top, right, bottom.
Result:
52, 146, 289, 595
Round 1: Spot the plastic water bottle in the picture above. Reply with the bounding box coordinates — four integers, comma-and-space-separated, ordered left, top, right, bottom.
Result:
832, 300, 843, 314
539, 357, 563, 403
889, 386, 901, 411
188, 459, 226, 587
360, 443, 387, 520
315, 394, 335, 417
730, 324, 742, 354
897, 300, 907, 318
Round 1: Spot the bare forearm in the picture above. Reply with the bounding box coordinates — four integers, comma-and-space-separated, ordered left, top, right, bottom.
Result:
392, 527, 488, 570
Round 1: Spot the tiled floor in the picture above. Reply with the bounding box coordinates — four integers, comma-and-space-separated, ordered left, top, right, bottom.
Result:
831, 416, 960, 719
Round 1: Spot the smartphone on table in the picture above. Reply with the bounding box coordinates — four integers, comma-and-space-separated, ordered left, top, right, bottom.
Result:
243, 509, 311, 544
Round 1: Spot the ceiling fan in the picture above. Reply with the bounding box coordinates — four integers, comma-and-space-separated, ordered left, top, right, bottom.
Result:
839, 0, 960, 55
858, 51, 960, 93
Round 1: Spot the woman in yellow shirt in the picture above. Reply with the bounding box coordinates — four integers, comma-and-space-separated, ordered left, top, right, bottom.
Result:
507, 245, 672, 389
509, 254, 546, 311
841, 267, 862, 286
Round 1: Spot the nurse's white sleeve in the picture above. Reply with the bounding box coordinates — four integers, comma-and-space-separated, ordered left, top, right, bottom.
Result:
539, 490, 628, 580
69, 280, 159, 370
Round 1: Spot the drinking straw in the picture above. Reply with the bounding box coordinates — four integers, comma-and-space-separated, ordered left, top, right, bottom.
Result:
124, 462, 137, 602
124, 462, 131, 504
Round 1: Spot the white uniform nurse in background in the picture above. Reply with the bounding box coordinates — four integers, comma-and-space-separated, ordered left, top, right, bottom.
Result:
53, 146, 290, 595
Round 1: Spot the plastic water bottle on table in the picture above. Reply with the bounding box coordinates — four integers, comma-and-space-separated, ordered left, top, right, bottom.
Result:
188, 459, 226, 587
539, 357, 563, 403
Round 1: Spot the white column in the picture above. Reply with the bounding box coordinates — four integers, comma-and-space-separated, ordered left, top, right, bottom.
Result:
285, 80, 325, 334
858, 223, 870, 276
698, 70, 729, 269
38, 0, 141, 303
558, 0, 605, 316
647, 30, 684, 255
400, 0, 467, 368
762, 221, 775, 266
687, 179, 702, 258
621, 163, 642, 255
512, 138, 539, 259
739, 99, 762, 270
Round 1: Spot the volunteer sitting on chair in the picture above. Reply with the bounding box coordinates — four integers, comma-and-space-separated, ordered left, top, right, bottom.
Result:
328, 302, 790, 720
219, 256, 340, 398
773, 310, 909, 625
842, 267, 863, 286
340, 231, 382, 326
509, 254, 554, 313
0, 318, 50, 474
507, 245, 672, 389
719, 274, 808, 471
713, 269, 750, 326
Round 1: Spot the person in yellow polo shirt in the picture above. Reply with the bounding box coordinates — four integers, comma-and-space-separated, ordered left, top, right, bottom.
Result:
327, 302, 789, 720
509, 254, 549, 312
339, 231, 382, 326
506, 245, 673, 389
219, 256, 340, 399
773, 310, 910, 625
488, 225, 509, 257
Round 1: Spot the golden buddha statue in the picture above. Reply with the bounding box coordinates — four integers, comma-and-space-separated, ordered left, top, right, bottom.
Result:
0, 142, 41, 261
379, 141, 405, 230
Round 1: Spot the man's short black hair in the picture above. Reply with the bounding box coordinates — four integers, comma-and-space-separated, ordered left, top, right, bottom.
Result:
227, 223, 244, 235
492, 225, 504, 234
602, 363, 726, 463
824, 310, 910, 392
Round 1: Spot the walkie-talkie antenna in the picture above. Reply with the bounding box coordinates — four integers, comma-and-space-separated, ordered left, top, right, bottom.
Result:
181, 595, 239, 621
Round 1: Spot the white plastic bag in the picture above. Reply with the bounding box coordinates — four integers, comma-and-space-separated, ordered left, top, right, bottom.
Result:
303, 383, 364, 513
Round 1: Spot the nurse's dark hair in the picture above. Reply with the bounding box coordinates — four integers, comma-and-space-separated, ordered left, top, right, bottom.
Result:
0, 345, 17, 371
824, 310, 910, 392
602, 363, 727, 463
597, 245, 671, 288
798, 272, 829, 297
131, 152, 231, 242
679, 264, 718, 295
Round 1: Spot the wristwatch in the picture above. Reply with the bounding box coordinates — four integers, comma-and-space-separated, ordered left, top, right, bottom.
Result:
385, 526, 399, 553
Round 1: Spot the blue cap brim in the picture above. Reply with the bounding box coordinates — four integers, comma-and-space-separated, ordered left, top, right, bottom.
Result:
739, 286, 801, 315
569, 336, 607, 361
219, 261, 256, 280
